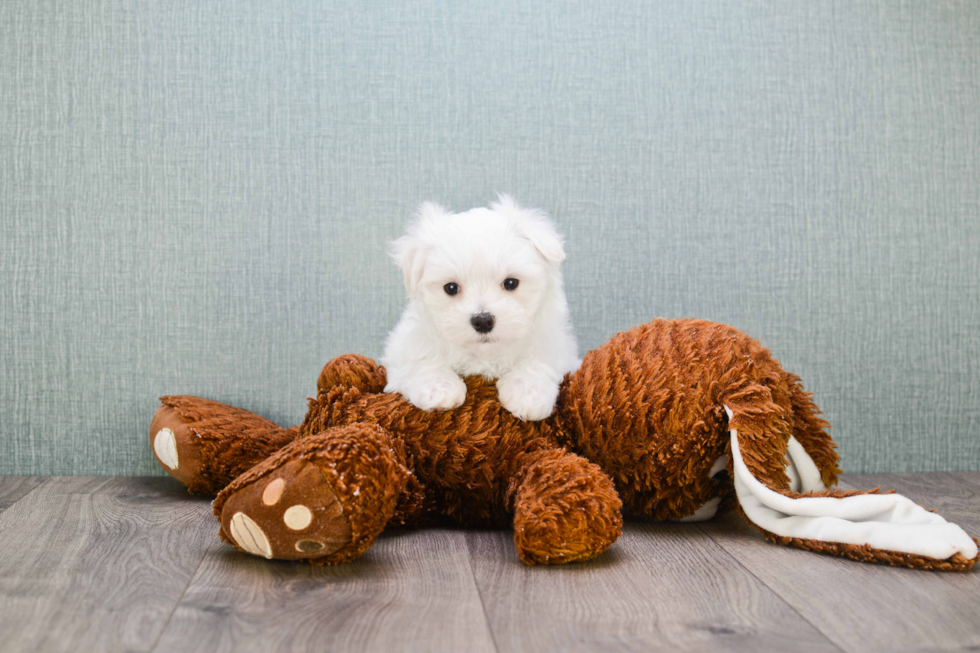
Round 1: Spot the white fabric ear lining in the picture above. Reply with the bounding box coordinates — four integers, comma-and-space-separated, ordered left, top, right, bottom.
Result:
785, 434, 826, 493
725, 405, 978, 561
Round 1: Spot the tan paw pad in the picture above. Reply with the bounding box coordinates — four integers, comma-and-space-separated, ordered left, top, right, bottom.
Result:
153, 428, 179, 470
283, 505, 313, 530
262, 478, 285, 505
229, 512, 273, 558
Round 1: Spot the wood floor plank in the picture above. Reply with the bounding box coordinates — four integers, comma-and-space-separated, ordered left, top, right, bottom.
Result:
467, 522, 843, 653
4, 473, 974, 653
0, 476, 46, 512
698, 472, 980, 653
0, 477, 216, 653
153, 528, 497, 653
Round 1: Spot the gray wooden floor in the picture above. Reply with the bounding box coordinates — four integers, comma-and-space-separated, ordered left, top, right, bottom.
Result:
0, 473, 977, 653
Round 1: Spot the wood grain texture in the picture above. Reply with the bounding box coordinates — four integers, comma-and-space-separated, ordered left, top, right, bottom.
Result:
0, 477, 215, 652
0, 476, 45, 512
1, 475, 977, 653
154, 528, 497, 653
467, 523, 841, 653
698, 472, 980, 653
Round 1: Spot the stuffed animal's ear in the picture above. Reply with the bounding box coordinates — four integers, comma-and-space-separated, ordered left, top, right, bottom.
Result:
388, 201, 448, 294
493, 193, 566, 263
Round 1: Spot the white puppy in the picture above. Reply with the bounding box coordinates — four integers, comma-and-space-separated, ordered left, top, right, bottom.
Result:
382, 195, 579, 421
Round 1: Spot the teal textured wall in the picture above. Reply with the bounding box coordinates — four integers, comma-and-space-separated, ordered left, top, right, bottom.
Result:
2, 1, 978, 475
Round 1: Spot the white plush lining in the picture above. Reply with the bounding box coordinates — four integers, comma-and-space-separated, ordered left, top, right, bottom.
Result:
678, 497, 722, 522
785, 435, 825, 493
726, 405, 978, 561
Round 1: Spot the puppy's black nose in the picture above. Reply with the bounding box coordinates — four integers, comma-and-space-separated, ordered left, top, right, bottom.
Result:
470, 312, 495, 334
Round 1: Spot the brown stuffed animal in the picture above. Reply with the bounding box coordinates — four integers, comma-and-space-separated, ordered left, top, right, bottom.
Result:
150, 319, 979, 570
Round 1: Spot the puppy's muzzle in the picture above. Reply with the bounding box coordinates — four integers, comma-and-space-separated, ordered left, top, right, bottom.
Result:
470, 312, 495, 334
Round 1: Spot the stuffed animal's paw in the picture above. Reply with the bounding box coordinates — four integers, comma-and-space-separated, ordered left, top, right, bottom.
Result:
150, 397, 300, 495
218, 459, 352, 560
497, 371, 560, 421
407, 374, 467, 412
149, 403, 206, 490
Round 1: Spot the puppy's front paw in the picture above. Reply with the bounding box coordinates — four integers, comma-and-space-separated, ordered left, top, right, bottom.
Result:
497, 373, 559, 421
409, 374, 467, 412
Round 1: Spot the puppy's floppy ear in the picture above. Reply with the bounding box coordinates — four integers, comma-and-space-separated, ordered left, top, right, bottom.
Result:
518, 214, 566, 263
492, 193, 566, 263
388, 234, 424, 294
388, 201, 448, 294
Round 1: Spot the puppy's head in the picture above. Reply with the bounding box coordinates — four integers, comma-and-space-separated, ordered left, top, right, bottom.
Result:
390, 194, 566, 347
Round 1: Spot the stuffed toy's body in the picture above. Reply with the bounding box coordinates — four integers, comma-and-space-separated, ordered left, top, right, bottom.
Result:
150, 319, 978, 570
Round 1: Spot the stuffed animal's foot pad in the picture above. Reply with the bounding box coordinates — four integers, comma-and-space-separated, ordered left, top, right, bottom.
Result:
227, 512, 273, 558
153, 427, 179, 469
149, 404, 204, 487
219, 459, 352, 560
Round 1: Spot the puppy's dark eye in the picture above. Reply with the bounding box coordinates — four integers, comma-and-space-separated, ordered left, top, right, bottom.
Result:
444, 282, 460, 296
503, 278, 519, 291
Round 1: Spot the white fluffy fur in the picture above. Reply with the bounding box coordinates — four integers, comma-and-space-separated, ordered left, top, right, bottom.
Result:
382, 195, 579, 421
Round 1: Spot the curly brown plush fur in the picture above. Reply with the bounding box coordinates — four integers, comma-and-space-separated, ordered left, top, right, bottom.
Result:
151, 319, 977, 570
558, 319, 835, 519
150, 397, 299, 494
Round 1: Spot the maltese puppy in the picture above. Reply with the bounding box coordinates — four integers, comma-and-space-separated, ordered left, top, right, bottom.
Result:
381, 195, 579, 421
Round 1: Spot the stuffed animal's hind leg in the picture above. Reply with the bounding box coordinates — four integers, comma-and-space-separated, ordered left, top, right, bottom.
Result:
213, 422, 425, 564
508, 449, 623, 564
150, 396, 299, 495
